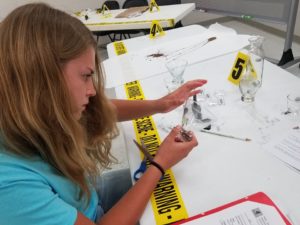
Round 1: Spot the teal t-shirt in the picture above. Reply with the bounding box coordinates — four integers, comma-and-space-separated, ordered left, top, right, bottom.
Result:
0, 148, 101, 225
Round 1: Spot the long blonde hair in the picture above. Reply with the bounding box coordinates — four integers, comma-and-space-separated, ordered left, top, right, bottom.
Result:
0, 3, 118, 200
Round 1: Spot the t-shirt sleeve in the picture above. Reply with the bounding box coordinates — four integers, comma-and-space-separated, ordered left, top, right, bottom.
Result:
0, 166, 77, 225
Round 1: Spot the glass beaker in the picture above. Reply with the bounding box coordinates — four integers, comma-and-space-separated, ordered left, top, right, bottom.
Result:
239, 36, 265, 102
164, 58, 188, 92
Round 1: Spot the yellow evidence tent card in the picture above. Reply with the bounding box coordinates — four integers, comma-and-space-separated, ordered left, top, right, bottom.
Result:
149, 0, 160, 12
100, 4, 112, 18
228, 51, 249, 85
149, 20, 165, 39
228, 51, 258, 85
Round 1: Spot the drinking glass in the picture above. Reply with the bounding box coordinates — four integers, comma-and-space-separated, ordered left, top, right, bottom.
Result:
287, 92, 300, 117
239, 36, 264, 102
164, 58, 188, 92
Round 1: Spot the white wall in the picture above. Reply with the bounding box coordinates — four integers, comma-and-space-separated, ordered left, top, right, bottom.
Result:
1, 0, 300, 36
261, 5, 300, 37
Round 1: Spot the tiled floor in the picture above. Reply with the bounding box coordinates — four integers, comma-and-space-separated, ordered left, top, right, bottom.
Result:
99, 13, 300, 171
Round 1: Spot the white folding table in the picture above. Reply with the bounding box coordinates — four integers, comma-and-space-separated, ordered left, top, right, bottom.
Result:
75, 3, 195, 32
103, 25, 300, 225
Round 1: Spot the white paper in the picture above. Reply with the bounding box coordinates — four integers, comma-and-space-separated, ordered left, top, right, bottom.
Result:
183, 201, 288, 225
263, 129, 300, 171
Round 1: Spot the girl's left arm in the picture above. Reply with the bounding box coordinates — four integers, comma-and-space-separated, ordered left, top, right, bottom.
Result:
111, 79, 207, 121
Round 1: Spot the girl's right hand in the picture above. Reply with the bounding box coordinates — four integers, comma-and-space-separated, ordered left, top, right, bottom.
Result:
153, 126, 198, 171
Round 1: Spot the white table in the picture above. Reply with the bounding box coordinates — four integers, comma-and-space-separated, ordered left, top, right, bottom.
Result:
102, 24, 250, 88
106, 24, 207, 58
104, 26, 300, 225
75, 3, 195, 32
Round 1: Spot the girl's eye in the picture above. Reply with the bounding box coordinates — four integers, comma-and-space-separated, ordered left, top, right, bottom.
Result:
82, 73, 93, 81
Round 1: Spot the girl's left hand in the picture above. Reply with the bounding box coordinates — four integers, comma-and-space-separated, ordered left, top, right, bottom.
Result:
157, 79, 207, 113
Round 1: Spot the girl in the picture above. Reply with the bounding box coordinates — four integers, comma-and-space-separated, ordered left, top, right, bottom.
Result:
0, 3, 206, 225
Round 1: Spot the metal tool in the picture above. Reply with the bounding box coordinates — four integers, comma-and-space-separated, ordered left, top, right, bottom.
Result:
181, 102, 189, 128
133, 155, 147, 181
192, 95, 211, 123
179, 128, 193, 142
166, 37, 217, 60
192, 95, 202, 120
133, 140, 154, 181
133, 139, 154, 160
133, 140, 166, 180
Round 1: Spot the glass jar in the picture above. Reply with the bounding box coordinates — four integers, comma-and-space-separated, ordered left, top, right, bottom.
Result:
239, 36, 265, 102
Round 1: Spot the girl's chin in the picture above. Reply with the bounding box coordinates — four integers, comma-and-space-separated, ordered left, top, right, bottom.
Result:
74, 111, 83, 120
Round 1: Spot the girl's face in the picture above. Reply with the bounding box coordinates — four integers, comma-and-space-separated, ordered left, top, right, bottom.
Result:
63, 47, 96, 120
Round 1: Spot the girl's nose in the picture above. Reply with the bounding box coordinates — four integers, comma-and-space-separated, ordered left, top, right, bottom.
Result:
87, 81, 96, 97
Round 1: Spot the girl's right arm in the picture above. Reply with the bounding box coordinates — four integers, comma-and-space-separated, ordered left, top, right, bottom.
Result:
75, 126, 198, 225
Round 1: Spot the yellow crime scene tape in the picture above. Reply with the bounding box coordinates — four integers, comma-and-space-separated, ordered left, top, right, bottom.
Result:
124, 81, 188, 225
86, 18, 174, 27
